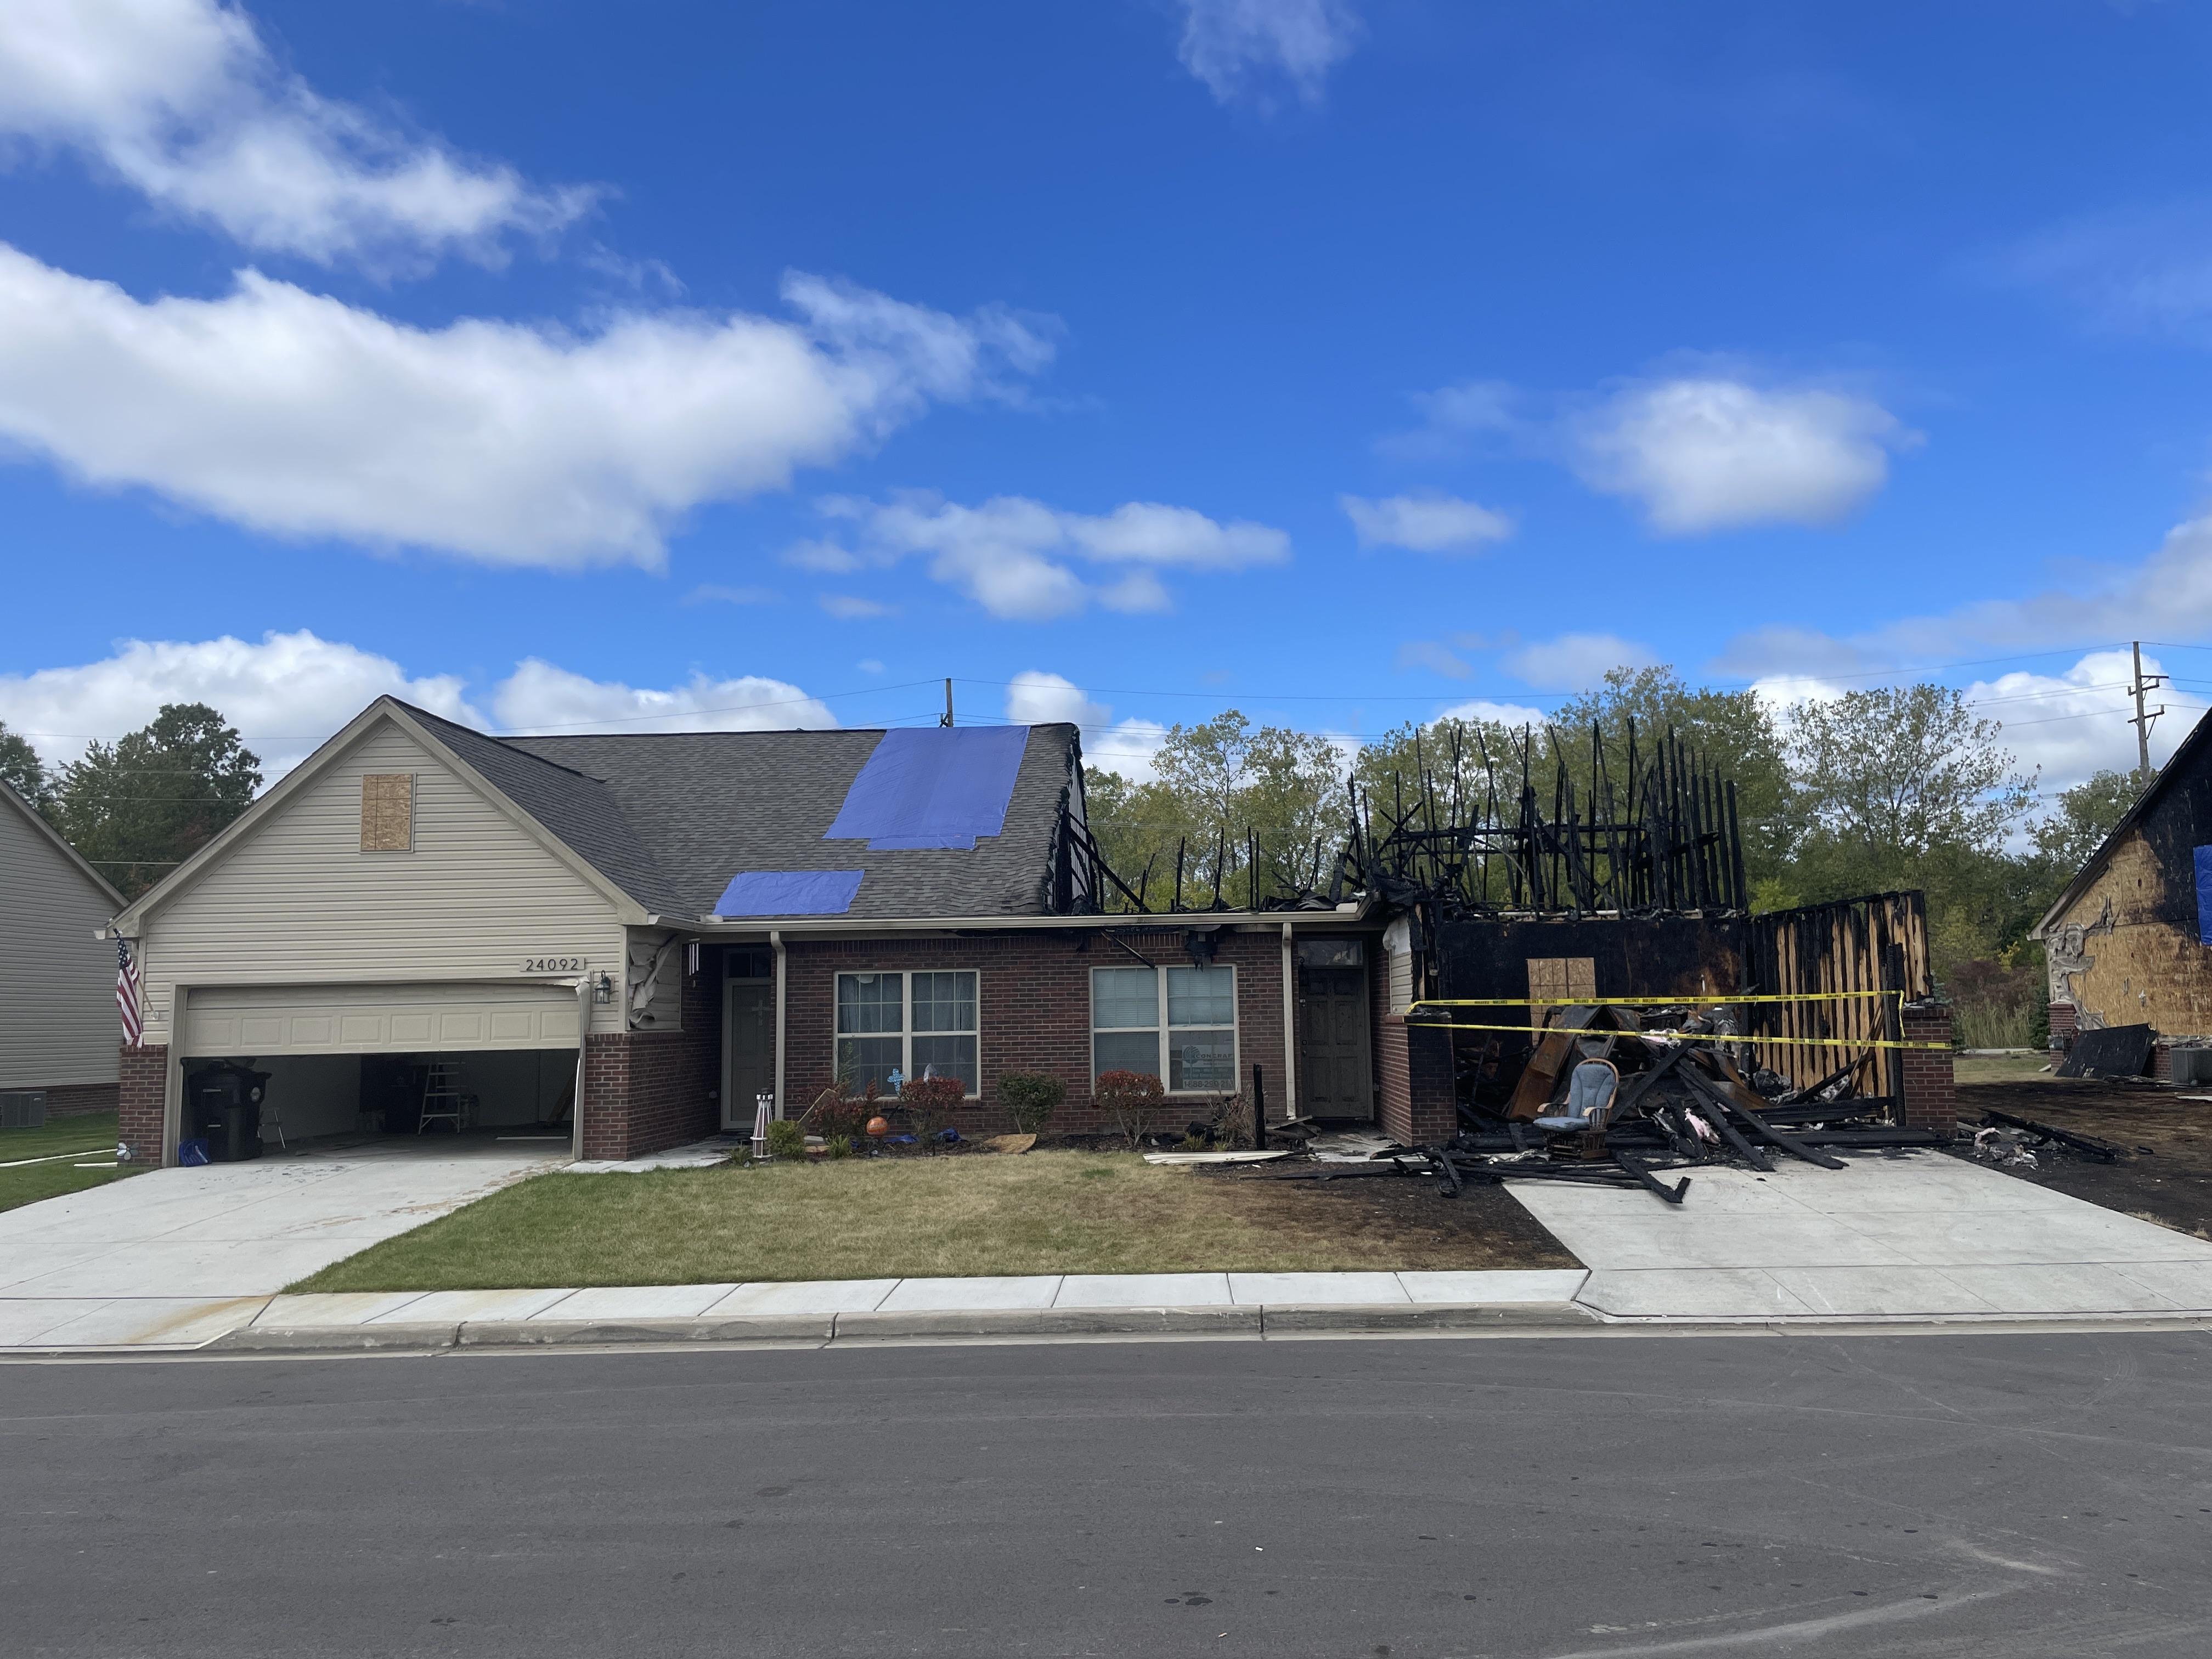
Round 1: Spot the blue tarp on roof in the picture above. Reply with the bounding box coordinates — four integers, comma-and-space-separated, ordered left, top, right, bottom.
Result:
823, 726, 1030, 850
714, 870, 865, 917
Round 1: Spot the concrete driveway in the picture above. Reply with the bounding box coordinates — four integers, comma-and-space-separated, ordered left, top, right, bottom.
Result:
0, 1137, 562, 1349
1506, 1149, 2212, 1318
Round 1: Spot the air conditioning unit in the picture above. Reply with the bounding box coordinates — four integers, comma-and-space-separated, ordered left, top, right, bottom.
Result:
2169, 1048, 2212, 1086
0, 1090, 48, 1129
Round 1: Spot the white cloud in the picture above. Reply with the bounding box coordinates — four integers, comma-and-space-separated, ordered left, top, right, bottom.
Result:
1004, 671, 1170, 779
0, 248, 1053, 568
2001, 200, 2212, 342
1436, 697, 1551, 731
1341, 491, 1514, 555
491, 660, 834, 735
1174, 0, 1361, 109
819, 594, 896, 620
0, 628, 479, 777
682, 584, 776, 606
1395, 640, 1472, 679
1575, 378, 1912, 534
806, 492, 1290, 622
855, 659, 886, 675
1715, 515, 2212, 684
0, 0, 592, 268
1502, 633, 1658, 691
1375, 378, 1520, 461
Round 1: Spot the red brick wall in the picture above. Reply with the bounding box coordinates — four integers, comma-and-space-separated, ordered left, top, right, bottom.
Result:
2047, 1001, 2076, 1049
44, 1082, 120, 1118
1898, 1001, 1956, 1133
118, 1044, 167, 1165
781, 929, 1288, 1137
578, 961, 720, 1160
1374, 1015, 1455, 1145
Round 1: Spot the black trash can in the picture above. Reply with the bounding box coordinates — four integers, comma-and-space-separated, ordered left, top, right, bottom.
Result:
190, 1064, 270, 1163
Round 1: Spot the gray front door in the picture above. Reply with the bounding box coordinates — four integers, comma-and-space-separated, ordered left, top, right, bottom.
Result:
1297, 961, 1374, 1119
723, 980, 775, 1129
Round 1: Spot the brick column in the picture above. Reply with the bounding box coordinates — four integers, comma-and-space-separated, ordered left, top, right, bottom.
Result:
118, 1044, 167, 1165
1897, 1001, 1956, 1134
2047, 1001, 2076, 1052
580, 966, 720, 1161
1375, 1016, 1456, 1146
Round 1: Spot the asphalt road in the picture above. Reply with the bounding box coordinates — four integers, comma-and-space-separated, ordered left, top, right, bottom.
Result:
4, 1330, 2210, 1657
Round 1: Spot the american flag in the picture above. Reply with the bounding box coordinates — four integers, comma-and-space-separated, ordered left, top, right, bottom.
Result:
116, 938, 143, 1048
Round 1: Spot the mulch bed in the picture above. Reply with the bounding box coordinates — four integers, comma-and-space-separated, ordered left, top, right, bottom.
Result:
1954, 1077, 2212, 1242
1197, 1165, 1582, 1269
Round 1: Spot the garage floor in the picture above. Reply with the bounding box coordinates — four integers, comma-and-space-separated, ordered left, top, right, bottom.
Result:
0, 1134, 563, 1347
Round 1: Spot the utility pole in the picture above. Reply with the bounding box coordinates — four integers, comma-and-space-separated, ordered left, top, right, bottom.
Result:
2129, 640, 2166, 782
940, 678, 954, 727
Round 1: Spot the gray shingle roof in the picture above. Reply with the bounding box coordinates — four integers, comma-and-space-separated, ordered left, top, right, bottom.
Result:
399, 703, 1076, 920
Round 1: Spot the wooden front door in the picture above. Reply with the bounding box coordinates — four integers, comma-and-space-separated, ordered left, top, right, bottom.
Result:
1297, 943, 1374, 1119
723, 979, 775, 1130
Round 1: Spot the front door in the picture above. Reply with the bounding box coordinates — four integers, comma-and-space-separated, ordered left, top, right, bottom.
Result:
723, 979, 775, 1130
1296, 941, 1374, 1119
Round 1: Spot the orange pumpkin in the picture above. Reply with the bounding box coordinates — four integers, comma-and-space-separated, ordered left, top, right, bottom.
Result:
866, 1115, 891, 1137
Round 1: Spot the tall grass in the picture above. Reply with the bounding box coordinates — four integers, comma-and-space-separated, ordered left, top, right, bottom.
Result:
1952, 997, 2038, 1050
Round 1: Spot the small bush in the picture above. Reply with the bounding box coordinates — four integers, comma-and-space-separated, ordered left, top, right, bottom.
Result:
802, 1084, 874, 1146
823, 1134, 854, 1160
997, 1071, 1066, 1136
1094, 1069, 1166, 1149
1215, 1090, 1255, 1150
764, 1118, 806, 1159
899, 1075, 966, 1154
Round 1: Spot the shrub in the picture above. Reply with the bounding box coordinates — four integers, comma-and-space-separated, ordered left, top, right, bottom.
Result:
823, 1134, 854, 1160
997, 1071, 1066, 1136
801, 1084, 874, 1147
899, 1075, 966, 1154
1215, 1090, 1255, 1151
1093, 1069, 1166, 1149
764, 1118, 806, 1159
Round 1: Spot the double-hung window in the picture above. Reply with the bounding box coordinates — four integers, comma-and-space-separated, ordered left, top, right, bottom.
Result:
1090, 964, 1237, 1092
835, 971, 979, 1096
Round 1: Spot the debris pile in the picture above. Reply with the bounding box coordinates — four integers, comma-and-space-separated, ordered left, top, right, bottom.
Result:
1961, 1108, 2121, 1169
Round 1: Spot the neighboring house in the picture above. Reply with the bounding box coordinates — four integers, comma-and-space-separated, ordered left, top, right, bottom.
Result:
108, 697, 1387, 1167
1, 777, 126, 1117
2033, 713, 2212, 1072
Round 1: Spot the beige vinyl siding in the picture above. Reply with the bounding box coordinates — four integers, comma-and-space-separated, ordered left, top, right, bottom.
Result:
138, 718, 627, 1046
0, 794, 120, 1088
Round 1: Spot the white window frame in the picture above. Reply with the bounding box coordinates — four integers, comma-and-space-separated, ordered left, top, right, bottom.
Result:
833, 970, 980, 1098
1089, 964, 1239, 1095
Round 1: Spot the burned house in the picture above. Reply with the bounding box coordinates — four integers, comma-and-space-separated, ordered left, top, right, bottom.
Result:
2034, 713, 2212, 1080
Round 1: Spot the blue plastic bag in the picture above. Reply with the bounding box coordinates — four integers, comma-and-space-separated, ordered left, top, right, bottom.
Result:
179, 1138, 211, 1167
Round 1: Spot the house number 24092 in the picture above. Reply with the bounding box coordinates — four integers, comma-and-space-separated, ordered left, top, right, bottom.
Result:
521, 956, 587, 974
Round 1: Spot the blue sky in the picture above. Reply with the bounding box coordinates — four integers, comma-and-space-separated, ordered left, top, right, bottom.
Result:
5, 1, 2212, 791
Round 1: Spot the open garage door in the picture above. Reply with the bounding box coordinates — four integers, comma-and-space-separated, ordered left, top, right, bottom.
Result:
177, 982, 583, 1160
184, 982, 580, 1055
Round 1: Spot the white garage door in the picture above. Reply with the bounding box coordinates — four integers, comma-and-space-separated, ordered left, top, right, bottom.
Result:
183, 982, 581, 1056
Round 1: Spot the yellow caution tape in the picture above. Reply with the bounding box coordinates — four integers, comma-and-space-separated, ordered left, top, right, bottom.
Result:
1408, 991, 1898, 1008
1402, 1015, 1950, 1052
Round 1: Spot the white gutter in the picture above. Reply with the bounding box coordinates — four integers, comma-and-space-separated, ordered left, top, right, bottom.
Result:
691, 902, 1373, 937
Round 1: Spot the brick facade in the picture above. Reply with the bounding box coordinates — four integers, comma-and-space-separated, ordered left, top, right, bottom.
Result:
2046, 1000, 2076, 1050
780, 928, 1290, 1138
1897, 1000, 1956, 1133
41, 1081, 120, 1118
578, 956, 720, 1160
1374, 1015, 1455, 1145
118, 1043, 167, 1165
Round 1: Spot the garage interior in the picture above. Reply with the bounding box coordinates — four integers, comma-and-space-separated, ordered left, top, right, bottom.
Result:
176, 981, 586, 1163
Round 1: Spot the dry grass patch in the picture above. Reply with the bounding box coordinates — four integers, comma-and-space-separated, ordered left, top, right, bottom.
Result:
292, 1149, 1575, 1292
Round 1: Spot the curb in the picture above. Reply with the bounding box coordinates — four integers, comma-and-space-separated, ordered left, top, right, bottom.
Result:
196, 1300, 1600, 1353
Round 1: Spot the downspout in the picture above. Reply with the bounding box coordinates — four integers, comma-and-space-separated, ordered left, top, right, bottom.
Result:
771, 928, 787, 1120
571, 976, 590, 1162
1280, 922, 1296, 1124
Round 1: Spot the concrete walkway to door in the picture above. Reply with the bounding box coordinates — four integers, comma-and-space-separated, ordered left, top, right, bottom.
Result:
0, 1135, 563, 1350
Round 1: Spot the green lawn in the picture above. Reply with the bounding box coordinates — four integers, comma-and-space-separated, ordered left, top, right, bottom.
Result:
0, 1111, 137, 1214
292, 1149, 1575, 1292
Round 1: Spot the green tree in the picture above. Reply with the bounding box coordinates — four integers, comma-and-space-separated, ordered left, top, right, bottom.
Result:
1782, 684, 2038, 968
0, 719, 47, 810
50, 704, 263, 899
2029, 768, 2140, 872
1085, 712, 1345, 909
